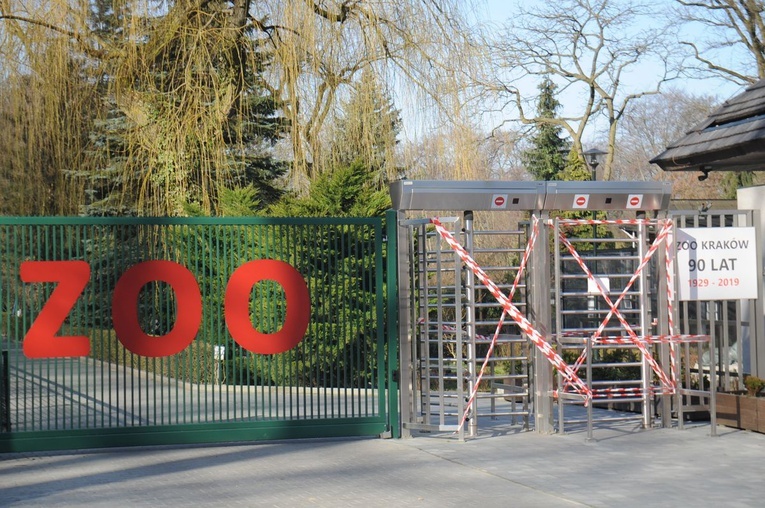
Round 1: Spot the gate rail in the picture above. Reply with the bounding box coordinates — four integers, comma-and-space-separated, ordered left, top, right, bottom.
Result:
0, 214, 398, 452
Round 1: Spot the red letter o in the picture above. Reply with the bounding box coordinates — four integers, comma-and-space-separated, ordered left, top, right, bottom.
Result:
112, 261, 202, 357
224, 259, 310, 355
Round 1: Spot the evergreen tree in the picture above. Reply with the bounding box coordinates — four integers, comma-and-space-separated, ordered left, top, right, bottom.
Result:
325, 70, 402, 189
558, 150, 609, 248
722, 171, 755, 199
232, 161, 391, 387
521, 77, 570, 181
84, 0, 287, 216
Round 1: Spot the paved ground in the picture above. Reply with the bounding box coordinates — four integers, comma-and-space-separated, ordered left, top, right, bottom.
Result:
2, 417, 764, 507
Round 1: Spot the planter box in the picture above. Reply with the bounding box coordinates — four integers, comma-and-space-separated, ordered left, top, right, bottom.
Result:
716, 392, 765, 433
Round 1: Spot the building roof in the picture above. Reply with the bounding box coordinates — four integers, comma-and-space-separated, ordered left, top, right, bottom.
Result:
650, 79, 765, 172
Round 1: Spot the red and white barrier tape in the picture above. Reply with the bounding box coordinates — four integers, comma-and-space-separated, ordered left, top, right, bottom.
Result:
456, 216, 541, 429
556, 219, 676, 392
593, 334, 709, 344
556, 386, 676, 399
430, 217, 592, 432
591, 386, 675, 398
552, 218, 657, 226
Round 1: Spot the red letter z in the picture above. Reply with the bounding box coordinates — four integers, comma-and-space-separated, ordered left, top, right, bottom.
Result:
20, 261, 91, 358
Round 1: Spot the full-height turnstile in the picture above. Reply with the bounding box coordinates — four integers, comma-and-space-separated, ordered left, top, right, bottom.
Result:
392, 181, 545, 439
391, 179, 700, 439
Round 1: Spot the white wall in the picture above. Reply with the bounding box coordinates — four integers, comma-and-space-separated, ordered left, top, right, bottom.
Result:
737, 185, 765, 377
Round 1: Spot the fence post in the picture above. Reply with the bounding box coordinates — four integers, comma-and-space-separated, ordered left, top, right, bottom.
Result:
531, 211, 554, 434
385, 210, 400, 438
1, 349, 9, 432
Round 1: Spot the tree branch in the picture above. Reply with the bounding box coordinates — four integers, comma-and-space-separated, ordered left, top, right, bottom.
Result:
305, 0, 354, 23
0, 14, 108, 59
680, 40, 755, 83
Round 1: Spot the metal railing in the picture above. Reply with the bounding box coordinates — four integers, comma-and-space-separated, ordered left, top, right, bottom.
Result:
0, 214, 398, 452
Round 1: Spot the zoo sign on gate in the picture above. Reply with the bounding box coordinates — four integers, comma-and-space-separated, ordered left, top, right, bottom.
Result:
0, 215, 399, 453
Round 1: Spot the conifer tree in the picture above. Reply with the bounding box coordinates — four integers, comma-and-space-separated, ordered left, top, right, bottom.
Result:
84, 0, 287, 216
325, 70, 402, 188
521, 78, 570, 181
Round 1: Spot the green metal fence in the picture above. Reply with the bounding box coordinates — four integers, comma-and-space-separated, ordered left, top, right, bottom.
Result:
0, 213, 398, 452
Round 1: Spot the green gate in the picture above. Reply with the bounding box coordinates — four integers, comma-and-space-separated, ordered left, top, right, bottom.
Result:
0, 213, 399, 452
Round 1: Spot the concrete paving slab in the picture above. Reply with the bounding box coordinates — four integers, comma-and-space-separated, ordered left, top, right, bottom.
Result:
2, 419, 764, 507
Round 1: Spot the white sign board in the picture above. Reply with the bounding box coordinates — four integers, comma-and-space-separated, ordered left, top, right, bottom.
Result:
587, 276, 610, 295
676, 227, 759, 301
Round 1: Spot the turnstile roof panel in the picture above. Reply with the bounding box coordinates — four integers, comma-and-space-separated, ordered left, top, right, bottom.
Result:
390, 180, 673, 212
389, 180, 546, 211
543, 181, 672, 211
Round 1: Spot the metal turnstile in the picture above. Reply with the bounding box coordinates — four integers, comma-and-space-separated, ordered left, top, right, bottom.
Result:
400, 213, 532, 439
552, 216, 654, 434
391, 179, 711, 440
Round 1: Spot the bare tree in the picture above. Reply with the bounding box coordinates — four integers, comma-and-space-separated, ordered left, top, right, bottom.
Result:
243, 1, 486, 183
615, 88, 717, 180
487, 0, 679, 180
675, 0, 765, 84
399, 125, 525, 182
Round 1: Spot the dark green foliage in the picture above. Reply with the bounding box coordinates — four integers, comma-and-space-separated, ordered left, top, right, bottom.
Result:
255, 162, 391, 388
84, 0, 287, 216
722, 171, 755, 199
270, 161, 391, 218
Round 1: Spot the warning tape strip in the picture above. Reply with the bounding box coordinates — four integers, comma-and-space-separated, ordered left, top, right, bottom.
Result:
430, 218, 592, 429
556, 219, 676, 391
552, 218, 656, 226
560, 334, 710, 345
591, 386, 676, 398
454, 217, 542, 429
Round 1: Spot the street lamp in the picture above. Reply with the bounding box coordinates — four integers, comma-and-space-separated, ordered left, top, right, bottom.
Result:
582, 147, 606, 319
583, 147, 607, 181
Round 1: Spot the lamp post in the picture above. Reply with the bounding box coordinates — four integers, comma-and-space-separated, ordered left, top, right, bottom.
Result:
583, 147, 606, 330
583, 147, 607, 181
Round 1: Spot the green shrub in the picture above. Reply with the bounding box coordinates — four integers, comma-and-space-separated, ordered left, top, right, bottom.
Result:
744, 375, 765, 397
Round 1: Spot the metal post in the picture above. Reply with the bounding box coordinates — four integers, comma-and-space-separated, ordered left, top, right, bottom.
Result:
554, 217, 565, 434
1, 350, 9, 432
639, 219, 653, 429
463, 211, 478, 437
386, 209, 401, 438
531, 211, 554, 434
657, 213, 673, 428
751, 209, 765, 378
709, 337, 718, 437
396, 211, 413, 438
586, 337, 594, 441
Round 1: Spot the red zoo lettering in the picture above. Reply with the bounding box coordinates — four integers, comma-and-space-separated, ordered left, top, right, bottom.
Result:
20, 261, 91, 358
225, 259, 311, 355
20, 259, 311, 359
112, 260, 202, 358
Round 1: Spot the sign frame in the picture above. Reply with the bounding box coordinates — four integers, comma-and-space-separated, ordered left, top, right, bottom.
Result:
675, 226, 759, 301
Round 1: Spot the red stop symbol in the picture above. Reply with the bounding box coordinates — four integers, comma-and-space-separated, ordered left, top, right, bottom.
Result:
630, 196, 640, 206
494, 196, 505, 207
575, 196, 587, 206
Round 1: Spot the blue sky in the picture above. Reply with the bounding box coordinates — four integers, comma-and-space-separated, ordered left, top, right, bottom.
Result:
471, 0, 746, 138
478, 0, 745, 99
